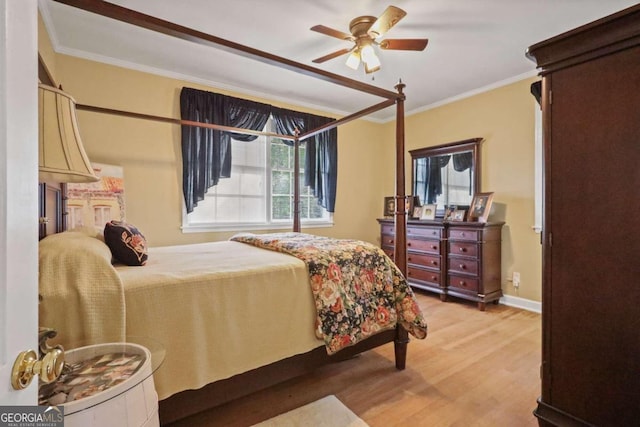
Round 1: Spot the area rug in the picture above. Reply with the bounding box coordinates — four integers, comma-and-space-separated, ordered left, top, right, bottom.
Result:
252, 395, 369, 427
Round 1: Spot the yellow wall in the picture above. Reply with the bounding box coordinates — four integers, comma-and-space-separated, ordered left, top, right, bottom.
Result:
53, 55, 388, 247
382, 79, 542, 302
38, 12, 57, 83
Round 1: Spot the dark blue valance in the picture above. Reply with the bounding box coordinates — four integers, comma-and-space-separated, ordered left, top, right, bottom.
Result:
180, 87, 337, 213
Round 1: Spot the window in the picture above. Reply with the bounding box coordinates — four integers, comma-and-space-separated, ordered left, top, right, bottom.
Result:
183, 121, 331, 232
271, 139, 328, 222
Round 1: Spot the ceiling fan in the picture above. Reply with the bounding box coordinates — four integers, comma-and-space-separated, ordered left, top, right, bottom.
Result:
310, 5, 428, 74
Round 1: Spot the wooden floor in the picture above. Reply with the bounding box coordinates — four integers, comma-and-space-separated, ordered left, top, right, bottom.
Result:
166, 291, 541, 427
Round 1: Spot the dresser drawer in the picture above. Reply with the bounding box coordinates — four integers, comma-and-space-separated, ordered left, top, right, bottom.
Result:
448, 275, 479, 293
448, 258, 479, 276
449, 241, 478, 257
407, 238, 440, 254
407, 253, 441, 270
381, 224, 395, 235
407, 267, 441, 285
448, 228, 479, 241
407, 226, 442, 239
381, 234, 396, 247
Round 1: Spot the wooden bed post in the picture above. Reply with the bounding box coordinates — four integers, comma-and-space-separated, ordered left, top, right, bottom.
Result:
393, 80, 409, 370
293, 131, 301, 233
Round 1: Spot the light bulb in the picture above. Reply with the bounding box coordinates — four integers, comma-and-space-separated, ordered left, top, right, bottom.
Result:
360, 44, 380, 73
345, 50, 360, 70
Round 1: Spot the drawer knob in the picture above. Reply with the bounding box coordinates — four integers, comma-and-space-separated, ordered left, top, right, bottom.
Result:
432, 276, 437, 280
432, 245, 437, 250
461, 232, 466, 237
460, 281, 466, 286
431, 261, 437, 265
459, 247, 466, 252
460, 264, 466, 269
389, 240, 394, 244
407, 242, 412, 247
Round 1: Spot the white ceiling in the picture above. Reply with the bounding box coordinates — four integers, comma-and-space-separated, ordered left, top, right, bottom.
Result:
39, 0, 638, 122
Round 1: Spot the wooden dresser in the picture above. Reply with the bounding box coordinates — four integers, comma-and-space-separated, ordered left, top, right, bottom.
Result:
527, 5, 640, 426
378, 219, 504, 311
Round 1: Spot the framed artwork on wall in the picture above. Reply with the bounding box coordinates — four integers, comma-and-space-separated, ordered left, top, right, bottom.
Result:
66, 163, 125, 230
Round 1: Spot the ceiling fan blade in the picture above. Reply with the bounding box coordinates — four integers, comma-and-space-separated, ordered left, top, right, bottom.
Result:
312, 47, 353, 63
379, 38, 429, 51
310, 25, 354, 41
368, 6, 407, 38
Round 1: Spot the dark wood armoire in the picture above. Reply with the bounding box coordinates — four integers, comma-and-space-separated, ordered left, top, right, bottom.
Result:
527, 5, 640, 426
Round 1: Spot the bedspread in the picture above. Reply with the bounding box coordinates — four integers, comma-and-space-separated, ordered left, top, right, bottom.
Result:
231, 232, 427, 354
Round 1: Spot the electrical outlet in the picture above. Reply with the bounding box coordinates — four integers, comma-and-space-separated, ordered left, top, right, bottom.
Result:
512, 271, 521, 288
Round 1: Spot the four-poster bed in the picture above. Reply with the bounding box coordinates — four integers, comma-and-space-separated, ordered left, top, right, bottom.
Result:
39, 1, 418, 424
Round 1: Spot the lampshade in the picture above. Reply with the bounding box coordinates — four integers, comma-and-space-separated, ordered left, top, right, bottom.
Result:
345, 50, 361, 70
38, 84, 99, 183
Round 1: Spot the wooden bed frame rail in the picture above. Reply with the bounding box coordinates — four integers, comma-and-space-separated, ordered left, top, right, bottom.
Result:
158, 327, 405, 424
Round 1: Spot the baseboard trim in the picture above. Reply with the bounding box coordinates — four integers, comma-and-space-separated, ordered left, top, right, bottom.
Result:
500, 295, 541, 313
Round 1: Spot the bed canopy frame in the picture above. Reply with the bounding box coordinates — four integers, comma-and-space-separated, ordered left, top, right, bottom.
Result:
42, 0, 411, 423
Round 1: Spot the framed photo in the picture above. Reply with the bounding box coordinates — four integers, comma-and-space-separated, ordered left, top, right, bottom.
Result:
468, 192, 494, 223
383, 196, 395, 217
443, 205, 457, 221
412, 206, 423, 219
451, 209, 467, 222
420, 204, 437, 220
406, 195, 417, 216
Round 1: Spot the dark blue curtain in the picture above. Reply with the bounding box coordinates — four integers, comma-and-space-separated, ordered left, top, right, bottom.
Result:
271, 106, 337, 212
452, 152, 474, 195
180, 88, 271, 213
180, 87, 337, 214
417, 155, 450, 204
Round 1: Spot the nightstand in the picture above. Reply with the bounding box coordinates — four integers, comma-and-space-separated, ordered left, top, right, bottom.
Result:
39, 338, 165, 427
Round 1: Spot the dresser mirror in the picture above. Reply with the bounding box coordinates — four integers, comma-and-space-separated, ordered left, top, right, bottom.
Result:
410, 138, 482, 215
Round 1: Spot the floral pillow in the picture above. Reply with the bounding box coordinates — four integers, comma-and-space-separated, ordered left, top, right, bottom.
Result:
104, 221, 148, 266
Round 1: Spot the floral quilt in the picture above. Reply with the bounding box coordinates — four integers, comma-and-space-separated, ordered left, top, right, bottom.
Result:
230, 232, 427, 354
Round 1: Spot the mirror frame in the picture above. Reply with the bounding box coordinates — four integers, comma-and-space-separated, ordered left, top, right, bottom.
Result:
409, 137, 483, 211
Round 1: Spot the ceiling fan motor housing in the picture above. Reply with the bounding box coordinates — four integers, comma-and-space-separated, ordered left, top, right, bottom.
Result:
349, 16, 377, 37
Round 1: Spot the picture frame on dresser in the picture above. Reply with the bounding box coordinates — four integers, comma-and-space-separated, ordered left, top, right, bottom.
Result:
451, 209, 466, 221
420, 204, 437, 220
383, 196, 395, 217
468, 192, 494, 223
412, 206, 423, 219
443, 205, 456, 221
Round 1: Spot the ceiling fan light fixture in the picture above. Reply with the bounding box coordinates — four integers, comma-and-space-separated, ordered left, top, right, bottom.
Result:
360, 44, 377, 63
361, 44, 380, 73
364, 61, 381, 74
345, 50, 361, 70
310, 6, 427, 73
